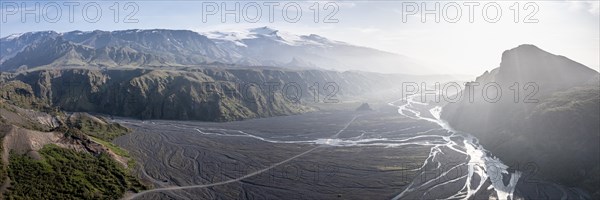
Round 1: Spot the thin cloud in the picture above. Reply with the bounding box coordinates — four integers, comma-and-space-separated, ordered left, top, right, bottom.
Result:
567, 0, 600, 16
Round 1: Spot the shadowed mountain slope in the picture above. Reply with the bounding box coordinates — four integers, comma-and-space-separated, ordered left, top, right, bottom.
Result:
441, 44, 600, 198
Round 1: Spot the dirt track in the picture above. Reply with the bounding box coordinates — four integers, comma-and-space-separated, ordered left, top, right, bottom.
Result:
115, 110, 432, 199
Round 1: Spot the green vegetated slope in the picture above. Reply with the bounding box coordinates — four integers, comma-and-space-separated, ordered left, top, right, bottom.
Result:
7, 144, 145, 199
0, 80, 147, 199
67, 112, 129, 141
0, 141, 6, 191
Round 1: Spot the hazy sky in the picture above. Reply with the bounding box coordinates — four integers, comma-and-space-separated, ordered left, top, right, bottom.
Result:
1, 1, 598, 75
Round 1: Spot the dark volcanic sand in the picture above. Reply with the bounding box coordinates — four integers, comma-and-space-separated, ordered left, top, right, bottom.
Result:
114, 103, 589, 200
114, 109, 442, 199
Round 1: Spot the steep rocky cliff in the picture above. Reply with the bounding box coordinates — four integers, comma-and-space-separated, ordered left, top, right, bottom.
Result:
4, 68, 407, 121
441, 45, 600, 197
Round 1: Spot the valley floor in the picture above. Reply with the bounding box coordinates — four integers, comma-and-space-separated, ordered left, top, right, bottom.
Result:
114, 103, 591, 200
115, 109, 435, 199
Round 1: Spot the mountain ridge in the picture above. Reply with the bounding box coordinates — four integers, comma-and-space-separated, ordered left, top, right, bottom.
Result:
1, 28, 425, 74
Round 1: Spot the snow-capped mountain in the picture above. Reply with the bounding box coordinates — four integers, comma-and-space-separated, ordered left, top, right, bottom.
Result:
0, 27, 426, 74
0, 31, 60, 64
204, 26, 345, 47
204, 27, 426, 73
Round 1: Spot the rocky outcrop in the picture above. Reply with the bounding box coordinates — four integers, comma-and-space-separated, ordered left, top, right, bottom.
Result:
355, 103, 373, 111
441, 45, 600, 197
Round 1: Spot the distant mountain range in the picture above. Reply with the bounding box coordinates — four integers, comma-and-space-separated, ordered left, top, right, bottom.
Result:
0, 27, 425, 74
